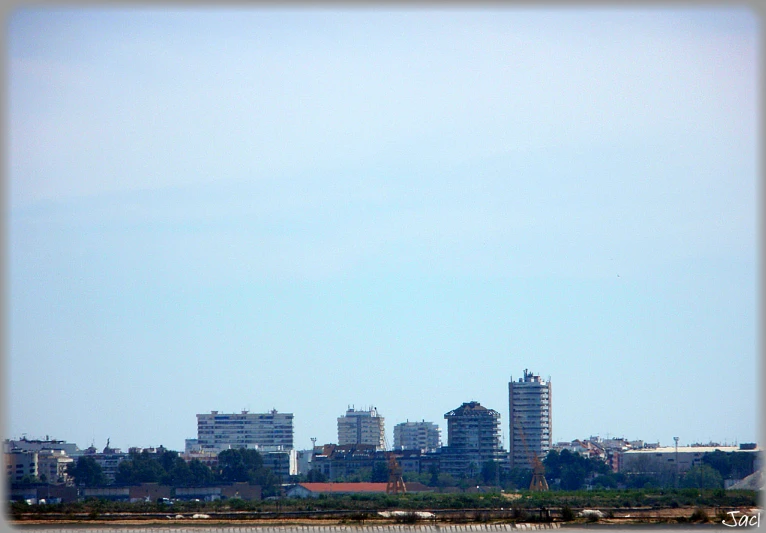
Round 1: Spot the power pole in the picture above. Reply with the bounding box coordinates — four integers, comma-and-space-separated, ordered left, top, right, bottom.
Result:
673, 437, 679, 488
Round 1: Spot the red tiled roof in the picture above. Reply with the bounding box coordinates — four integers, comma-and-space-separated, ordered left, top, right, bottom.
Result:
298, 483, 388, 493
402, 481, 432, 492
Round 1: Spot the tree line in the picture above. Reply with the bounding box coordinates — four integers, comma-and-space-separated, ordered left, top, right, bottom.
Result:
66, 448, 280, 496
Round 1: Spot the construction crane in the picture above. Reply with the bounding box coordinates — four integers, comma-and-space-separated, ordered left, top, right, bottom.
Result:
383, 435, 406, 495
385, 452, 406, 494
514, 419, 548, 491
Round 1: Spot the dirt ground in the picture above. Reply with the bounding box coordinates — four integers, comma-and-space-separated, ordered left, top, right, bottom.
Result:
10, 507, 762, 527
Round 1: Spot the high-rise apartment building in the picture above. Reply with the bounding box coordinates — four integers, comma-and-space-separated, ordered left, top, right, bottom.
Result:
508, 370, 552, 469
337, 407, 385, 450
197, 409, 294, 453
393, 420, 441, 452
441, 401, 506, 477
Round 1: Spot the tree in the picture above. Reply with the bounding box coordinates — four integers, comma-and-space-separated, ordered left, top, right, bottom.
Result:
680, 465, 724, 489
216, 448, 279, 496
480, 460, 499, 485
217, 448, 264, 483
163, 456, 193, 486
114, 450, 165, 484
428, 464, 440, 487
67, 457, 107, 487
506, 468, 532, 490
188, 459, 215, 486
542, 449, 611, 490
305, 468, 327, 483
592, 472, 622, 489
159, 450, 180, 473
560, 464, 587, 490
371, 461, 389, 483
703, 451, 755, 481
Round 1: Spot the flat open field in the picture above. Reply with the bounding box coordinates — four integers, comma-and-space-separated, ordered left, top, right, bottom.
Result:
8, 505, 763, 529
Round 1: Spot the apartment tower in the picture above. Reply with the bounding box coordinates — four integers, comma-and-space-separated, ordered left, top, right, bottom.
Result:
441, 401, 506, 477
508, 370, 552, 469
337, 407, 385, 450
196, 409, 294, 453
393, 420, 441, 452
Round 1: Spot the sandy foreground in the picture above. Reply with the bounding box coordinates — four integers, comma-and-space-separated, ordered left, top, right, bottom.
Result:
8, 506, 763, 528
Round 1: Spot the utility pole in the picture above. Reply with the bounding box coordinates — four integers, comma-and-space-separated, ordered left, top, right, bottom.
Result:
673, 437, 679, 488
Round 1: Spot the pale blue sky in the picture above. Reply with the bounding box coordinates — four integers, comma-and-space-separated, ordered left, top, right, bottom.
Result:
6, 6, 760, 452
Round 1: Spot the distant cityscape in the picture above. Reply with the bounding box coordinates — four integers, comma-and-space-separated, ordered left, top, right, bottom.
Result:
6, 369, 762, 503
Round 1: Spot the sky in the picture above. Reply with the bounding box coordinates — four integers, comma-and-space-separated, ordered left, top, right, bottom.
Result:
4, 6, 761, 454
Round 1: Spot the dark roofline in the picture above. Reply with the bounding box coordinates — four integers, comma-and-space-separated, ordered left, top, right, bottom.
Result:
444, 401, 500, 418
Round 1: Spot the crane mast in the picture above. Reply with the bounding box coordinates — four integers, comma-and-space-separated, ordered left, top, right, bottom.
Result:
515, 419, 548, 491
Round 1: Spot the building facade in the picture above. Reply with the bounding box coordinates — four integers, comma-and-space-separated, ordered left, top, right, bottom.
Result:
441, 401, 507, 478
337, 407, 385, 450
82, 441, 127, 483
509, 370, 552, 469
620, 444, 762, 482
196, 410, 294, 453
37, 449, 74, 484
393, 420, 441, 452
5, 450, 38, 483
4, 437, 81, 458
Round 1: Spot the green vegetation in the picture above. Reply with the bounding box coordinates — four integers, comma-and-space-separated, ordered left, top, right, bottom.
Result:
7, 487, 759, 520
64, 448, 280, 496
66, 457, 108, 487
680, 465, 724, 489
543, 449, 610, 490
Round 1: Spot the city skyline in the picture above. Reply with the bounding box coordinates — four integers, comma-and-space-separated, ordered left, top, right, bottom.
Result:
7, 7, 759, 454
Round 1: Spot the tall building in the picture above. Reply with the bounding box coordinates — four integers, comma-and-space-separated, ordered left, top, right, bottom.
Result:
196, 409, 294, 453
337, 407, 385, 450
393, 420, 441, 452
441, 401, 506, 478
508, 369, 552, 469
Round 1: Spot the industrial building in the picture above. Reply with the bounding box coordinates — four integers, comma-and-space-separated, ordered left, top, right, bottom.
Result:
509, 370, 552, 469
393, 420, 441, 452
620, 443, 762, 486
441, 401, 507, 478
196, 410, 294, 453
337, 407, 385, 450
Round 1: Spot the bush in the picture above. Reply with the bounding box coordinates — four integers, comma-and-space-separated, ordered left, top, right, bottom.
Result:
561, 505, 575, 521
690, 508, 709, 523
394, 512, 420, 524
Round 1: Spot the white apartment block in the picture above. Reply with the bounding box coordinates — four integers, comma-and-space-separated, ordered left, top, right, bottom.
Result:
337, 407, 385, 450
197, 409, 294, 453
37, 449, 74, 484
509, 369, 552, 469
393, 420, 441, 452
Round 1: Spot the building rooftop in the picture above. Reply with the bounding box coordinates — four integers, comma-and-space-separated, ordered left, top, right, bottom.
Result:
624, 445, 760, 454
297, 483, 389, 493
445, 401, 500, 418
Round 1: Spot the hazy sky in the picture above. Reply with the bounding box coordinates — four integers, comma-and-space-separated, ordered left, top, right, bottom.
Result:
6, 6, 760, 453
